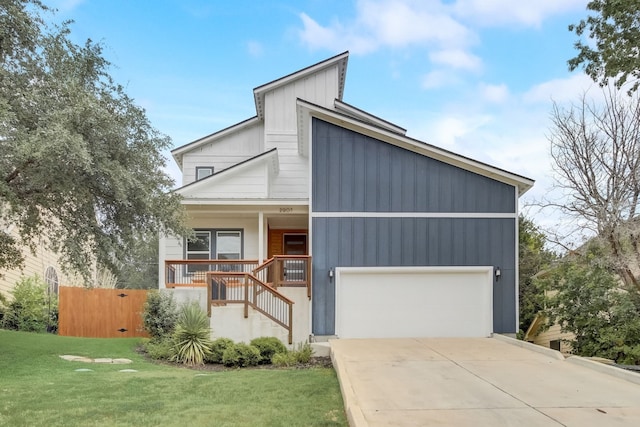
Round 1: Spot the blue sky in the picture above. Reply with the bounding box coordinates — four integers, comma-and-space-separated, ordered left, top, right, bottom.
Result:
47, 0, 595, 230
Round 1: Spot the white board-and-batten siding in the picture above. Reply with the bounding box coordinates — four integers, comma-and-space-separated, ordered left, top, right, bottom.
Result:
182, 164, 270, 199
181, 122, 264, 186
263, 66, 340, 132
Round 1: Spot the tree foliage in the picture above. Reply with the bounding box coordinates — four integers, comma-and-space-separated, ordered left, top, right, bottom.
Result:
0, 0, 187, 280
518, 216, 555, 333
540, 248, 640, 364
569, 0, 640, 92
547, 88, 640, 290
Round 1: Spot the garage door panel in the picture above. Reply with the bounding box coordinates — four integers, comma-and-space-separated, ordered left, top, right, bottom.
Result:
335, 267, 493, 338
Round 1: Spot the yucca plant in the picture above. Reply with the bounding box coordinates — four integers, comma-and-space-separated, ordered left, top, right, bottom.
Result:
171, 302, 212, 366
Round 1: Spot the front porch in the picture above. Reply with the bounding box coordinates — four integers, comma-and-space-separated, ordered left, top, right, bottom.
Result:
164, 256, 312, 345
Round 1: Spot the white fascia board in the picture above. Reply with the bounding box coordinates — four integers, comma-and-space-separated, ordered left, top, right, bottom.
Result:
253, 52, 349, 119
181, 199, 309, 206
334, 100, 407, 135
297, 99, 535, 195
170, 116, 262, 169
311, 211, 517, 218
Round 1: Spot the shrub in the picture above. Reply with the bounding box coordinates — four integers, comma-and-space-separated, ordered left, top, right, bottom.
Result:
271, 342, 315, 367
2, 275, 56, 333
250, 337, 287, 364
205, 337, 235, 364
0, 292, 8, 323
293, 342, 314, 363
271, 351, 296, 367
143, 291, 178, 340
221, 342, 261, 367
171, 302, 212, 366
143, 337, 175, 360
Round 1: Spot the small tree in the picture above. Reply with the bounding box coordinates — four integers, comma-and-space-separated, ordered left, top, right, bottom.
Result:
142, 291, 178, 340
518, 216, 556, 333
2, 275, 56, 333
540, 248, 640, 364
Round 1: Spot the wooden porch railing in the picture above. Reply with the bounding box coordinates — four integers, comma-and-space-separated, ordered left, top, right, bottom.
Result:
206, 272, 294, 344
164, 259, 260, 287
164, 256, 311, 345
252, 255, 312, 299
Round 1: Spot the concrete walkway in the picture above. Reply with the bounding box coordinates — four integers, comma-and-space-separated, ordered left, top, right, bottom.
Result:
330, 336, 640, 426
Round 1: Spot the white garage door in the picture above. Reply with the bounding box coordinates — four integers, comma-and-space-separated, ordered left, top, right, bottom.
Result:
335, 266, 494, 339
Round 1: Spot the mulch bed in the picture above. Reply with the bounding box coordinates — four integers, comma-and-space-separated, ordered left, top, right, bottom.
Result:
136, 345, 333, 371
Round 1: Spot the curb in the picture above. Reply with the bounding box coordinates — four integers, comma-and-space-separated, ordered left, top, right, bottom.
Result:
491, 333, 565, 360
329, 340, 368, 427
567, 356, 640, 386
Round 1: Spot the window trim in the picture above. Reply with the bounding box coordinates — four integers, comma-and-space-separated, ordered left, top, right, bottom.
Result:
184, 228, 244, 261
44, 266, 59, 296
196, 166, 214, 181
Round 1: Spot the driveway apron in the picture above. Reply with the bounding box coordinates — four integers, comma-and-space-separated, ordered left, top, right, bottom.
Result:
330, 336, 640, 427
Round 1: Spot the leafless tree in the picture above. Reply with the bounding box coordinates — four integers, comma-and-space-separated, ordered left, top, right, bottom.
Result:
548, 87, 640, 290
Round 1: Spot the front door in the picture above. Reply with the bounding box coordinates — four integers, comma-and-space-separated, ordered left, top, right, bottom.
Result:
268, 229, 308, 258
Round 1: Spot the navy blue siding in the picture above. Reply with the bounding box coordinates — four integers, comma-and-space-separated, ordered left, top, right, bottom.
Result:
311, 217, 516, 335
311, 119, 519, 336
312, 118, 515, 213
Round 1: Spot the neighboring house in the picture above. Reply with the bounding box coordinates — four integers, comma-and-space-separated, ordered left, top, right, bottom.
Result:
159, 52, 534, 345
0, 223, 69, 299
524, 311, 573, 355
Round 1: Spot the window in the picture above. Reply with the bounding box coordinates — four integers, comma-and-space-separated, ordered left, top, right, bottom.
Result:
216, 231, 241, 271
187, 231, 211, 273
45, 266, 59, 296
216, 231, 241, 260
185, 230, 243, 273
550, 340, 561, 352
196, 166, 214, 180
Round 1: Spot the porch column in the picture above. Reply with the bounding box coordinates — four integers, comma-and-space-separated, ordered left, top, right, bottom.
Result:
258, 211, 264, 262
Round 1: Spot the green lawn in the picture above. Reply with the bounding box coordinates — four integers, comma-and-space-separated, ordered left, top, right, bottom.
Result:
0, 330, 347, 427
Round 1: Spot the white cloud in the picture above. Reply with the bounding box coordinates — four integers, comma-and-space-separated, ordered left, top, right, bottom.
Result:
429, 49, 482, 71
523, 73, 594, 104
298, 0, 476, 55
356, 0, 474, 48
298, 13, 376, 54
452, 0, 590, 27
421, 70, 460, 89
479, 83, 509, 103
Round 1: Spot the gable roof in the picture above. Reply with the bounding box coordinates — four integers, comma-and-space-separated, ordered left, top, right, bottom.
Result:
296, 98, 534, 195
171, 52, 350, 165
171, 116, 261, 170
175, 148, 279, 197
253, 51, 349, 119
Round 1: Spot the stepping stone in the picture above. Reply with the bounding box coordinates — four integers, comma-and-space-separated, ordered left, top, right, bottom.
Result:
112, 358, 133, 364
93, 358, 113, 364
74, 368, 93, 372
60, 355, 93, 363
118, 369, 138, 373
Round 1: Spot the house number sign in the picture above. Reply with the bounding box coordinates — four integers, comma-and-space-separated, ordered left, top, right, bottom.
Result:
279, 207, 294, 213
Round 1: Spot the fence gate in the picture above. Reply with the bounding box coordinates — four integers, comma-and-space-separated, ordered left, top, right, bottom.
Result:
58, 287, 149, 338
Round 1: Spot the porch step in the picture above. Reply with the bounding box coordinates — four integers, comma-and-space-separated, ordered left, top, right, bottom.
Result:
311, 342, 331, 357
311, 335, 338, 343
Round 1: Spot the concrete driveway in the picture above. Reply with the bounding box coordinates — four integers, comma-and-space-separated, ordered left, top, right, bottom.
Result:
330, 335, 640, 426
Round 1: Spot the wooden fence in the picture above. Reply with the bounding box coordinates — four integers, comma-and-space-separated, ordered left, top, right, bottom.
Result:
58, 287, 150, 338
